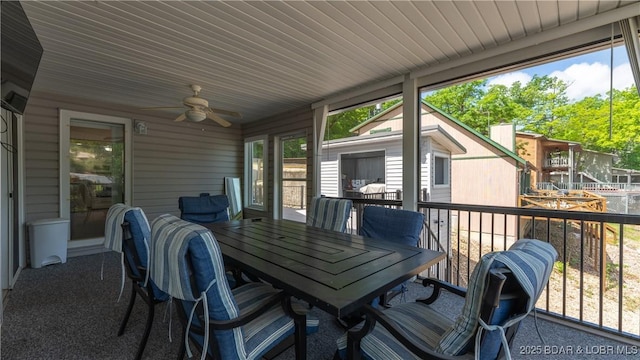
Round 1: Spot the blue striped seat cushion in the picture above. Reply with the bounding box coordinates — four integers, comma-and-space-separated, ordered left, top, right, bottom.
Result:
306, 197, 352, 232
336, 302, 463, 360
184, 282, 319, 360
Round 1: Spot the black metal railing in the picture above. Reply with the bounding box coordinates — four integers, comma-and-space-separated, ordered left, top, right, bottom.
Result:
282, 181, 306, 209
345, 197, 640, 342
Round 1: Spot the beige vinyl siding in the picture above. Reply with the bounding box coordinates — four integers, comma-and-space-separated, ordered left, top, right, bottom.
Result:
422, 111, 519, 208
131, 121, 242, 219
23, 98, 61, 221
242, 106, 313, 219
23, 91, 243, 223
356, 107, 403, 135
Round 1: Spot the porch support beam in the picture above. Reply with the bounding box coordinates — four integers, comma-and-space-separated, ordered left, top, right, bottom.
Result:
620, 16, 640, 95
402, 75, 419, 211
312, 105, 328, 198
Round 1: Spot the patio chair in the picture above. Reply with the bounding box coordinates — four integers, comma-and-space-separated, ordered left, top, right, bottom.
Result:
105, 204, 170, 360
360, 206, 425, 307
335, 238, 558, 360
179, 193, 230, 224
306, 196, 353, 233
148, 214, 319, 360
178, 193, 243, 286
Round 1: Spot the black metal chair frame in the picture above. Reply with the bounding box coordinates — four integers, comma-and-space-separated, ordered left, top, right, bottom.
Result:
341, 268, 527, 360
117, 222, 167, 360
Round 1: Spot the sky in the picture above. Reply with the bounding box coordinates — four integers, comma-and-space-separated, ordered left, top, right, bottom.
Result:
487, 45, 634, 102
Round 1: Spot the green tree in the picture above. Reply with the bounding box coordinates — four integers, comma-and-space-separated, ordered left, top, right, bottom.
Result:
423, 80, 489, 132
513, 75, 570, 133
424, 75, 572, 136
550, 86, 640, 169
283, 138, 306, 158
325, 98, 402, 140
424, 77, 639, 169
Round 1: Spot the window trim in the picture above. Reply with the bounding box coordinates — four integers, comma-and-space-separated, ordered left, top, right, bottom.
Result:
244, 135, 268, 211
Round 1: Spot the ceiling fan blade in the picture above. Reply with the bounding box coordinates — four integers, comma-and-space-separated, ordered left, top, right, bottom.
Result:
209, 107, 242, 119
140, 106, 184, 110
206, 111, 232, 127
174, 113, 186, 122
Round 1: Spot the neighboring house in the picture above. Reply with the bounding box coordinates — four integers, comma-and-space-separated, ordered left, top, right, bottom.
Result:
320, 107, 466, 256
331, 101, 531, 206
320, 122, 466, 203
516, 131, 640, 190
516, 131, 640, 214
321, 101, 532, 239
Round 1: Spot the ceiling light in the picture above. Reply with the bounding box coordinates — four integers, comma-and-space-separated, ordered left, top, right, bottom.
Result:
185, 109, 206, 122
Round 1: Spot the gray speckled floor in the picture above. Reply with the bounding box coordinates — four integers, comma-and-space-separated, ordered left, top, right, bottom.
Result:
2, 252, 635, 360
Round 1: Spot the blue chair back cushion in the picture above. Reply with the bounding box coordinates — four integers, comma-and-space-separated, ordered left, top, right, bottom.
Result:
187, 233, 246, 358
179, 193, 230, 224
123, 210, 169, 301
360, 206, 424, 246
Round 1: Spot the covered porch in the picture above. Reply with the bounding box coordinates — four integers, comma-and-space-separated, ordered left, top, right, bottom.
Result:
2, 1, 640, 358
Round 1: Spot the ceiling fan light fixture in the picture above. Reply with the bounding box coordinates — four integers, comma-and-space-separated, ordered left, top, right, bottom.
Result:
185, 109, 207, 122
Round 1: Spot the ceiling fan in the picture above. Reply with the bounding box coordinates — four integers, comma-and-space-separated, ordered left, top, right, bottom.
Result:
141, 85, 241, 127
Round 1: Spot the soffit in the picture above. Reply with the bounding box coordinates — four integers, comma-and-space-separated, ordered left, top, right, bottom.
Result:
20, 1, 640, 125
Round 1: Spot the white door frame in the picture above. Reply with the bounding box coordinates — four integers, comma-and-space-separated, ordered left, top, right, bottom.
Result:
1, 108, 25, 292
59, 110, 132, 253
274, 132, 307, 221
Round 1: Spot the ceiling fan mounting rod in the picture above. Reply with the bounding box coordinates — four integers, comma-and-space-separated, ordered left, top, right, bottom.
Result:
190, 84, 202, 95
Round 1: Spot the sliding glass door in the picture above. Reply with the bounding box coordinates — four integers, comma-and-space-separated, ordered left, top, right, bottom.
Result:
60, 110, 131, 250
278, 134, 307, 222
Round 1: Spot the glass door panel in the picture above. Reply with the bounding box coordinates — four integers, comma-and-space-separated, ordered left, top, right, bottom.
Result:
69, 121, 124, 241
281, 136, 307, 222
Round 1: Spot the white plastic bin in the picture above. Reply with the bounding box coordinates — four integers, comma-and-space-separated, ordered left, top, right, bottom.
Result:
28, 218, 69, 268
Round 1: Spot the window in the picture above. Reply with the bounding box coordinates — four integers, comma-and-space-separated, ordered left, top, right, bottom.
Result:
434, 154, 449, 186
244, 136, 268, 210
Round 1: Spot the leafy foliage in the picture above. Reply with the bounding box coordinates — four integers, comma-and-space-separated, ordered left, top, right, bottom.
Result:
324, 74, 639, 169
324, 99, 401, 141
424, 77, 640, 170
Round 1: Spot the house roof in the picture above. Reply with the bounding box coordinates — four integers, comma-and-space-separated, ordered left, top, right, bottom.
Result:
350, 100, 528, 166
349, 104, 400, 134
16, 1, 639, 125
613, 167, 640, 175
323, 124, 466, 155
516, 131, 584, 152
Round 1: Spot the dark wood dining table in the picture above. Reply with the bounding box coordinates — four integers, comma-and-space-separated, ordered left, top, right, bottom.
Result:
203, 218, 446, 318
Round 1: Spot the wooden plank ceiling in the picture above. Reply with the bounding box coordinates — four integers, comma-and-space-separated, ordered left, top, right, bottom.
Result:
20, 1, 639, 125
